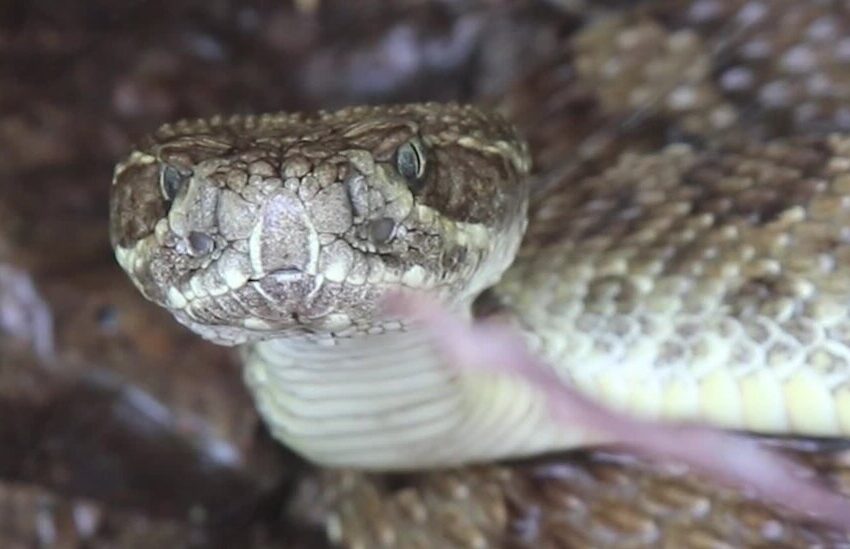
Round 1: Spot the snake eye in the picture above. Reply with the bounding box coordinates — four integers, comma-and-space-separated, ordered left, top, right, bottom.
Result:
160, 164, 189, 202
396, 139, 427, 192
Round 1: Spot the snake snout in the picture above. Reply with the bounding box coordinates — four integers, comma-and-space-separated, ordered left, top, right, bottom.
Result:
249, 189, 316, 277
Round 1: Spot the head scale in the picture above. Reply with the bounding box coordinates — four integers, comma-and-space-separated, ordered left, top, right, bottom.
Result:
110, 103, 531, 345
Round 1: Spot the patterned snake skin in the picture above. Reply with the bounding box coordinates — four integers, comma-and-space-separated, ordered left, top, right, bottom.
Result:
109, 1, 850, 547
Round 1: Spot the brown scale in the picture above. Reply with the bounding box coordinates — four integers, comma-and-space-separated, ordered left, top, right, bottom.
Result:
301, 448, 850, 548
503, 0, 850, 213
306, 131, 850, 546
589, 0, 850, 140
658, 0, 850, 137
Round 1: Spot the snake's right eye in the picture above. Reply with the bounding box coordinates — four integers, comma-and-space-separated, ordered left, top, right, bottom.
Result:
160, 165, 189, 202
396, 139, 427, 192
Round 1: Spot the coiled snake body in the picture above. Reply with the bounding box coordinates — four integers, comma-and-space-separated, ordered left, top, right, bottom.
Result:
108, 50, 850, 547
110, 102, 850, 545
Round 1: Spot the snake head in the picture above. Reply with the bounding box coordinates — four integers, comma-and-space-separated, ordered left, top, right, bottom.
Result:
110, 103, 530, 345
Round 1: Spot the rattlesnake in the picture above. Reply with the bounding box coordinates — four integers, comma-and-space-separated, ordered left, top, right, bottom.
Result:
108, 3, 850, 546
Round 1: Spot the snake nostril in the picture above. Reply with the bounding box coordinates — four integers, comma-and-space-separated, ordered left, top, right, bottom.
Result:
187, 231, 215, 256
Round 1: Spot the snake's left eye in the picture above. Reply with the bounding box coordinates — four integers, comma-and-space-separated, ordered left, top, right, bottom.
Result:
160, 165, 190, 202
396, 139, 427, 192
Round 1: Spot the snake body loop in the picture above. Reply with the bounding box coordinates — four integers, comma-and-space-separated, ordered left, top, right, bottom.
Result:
110, 103, 850, 470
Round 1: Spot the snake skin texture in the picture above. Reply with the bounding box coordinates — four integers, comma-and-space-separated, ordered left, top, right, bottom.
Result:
286, 135, 850, 549
299, 449, 850, 548
507, 137, 850, 435
109, 0, 850, 547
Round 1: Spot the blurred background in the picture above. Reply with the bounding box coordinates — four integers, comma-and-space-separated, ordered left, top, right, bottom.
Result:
4, 0, 850, 547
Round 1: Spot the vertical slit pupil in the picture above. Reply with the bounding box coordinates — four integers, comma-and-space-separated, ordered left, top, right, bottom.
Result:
397, 141, 426, 191
161, 165, 185, 201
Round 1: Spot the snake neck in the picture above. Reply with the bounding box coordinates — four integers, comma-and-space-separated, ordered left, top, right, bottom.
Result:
242, 323, 585, 470
244, 330, 458, 469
